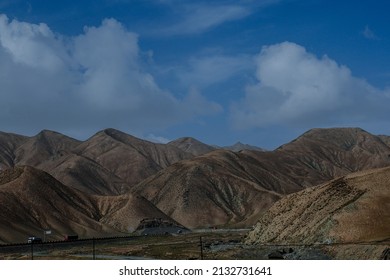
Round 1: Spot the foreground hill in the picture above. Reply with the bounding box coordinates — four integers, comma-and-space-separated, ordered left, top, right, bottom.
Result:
246, 166, 390, 246
0, 166, 175, 243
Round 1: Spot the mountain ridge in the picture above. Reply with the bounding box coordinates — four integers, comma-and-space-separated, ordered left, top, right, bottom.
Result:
0, 127, 390, 242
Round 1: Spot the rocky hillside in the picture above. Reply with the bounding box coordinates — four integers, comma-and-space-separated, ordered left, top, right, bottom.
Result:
135, 128, 390, 228
0, 131, 28, 170
276, 128, 390, 178
0, 166, 177, 243
134, 149, 296, 228
246, 166, 390, 245
0, 128, 193, 195
0, 127, 390, 241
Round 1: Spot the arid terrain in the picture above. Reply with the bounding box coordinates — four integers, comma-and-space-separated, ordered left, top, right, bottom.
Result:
0, 127, 389, 259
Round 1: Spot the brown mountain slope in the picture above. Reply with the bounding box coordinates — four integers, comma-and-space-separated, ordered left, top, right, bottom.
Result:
246, 166, 390, 245
1, 127, 390, 233
0, 132, 28, 170
134, 150, 303, 228
277, 128, 390, 177
0, 166, 175, 243
14, 130, 81, 167
168, 137, 216, 156
43, 154, 131, 195
223, 142, 265, 152
66, 128, 193, 192
134, 128, 390, 229
0, 129, 193, 195
0, 166, 115, 243
378, 134, 390, 147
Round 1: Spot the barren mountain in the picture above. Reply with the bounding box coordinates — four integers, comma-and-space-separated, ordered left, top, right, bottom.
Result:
1, 127, 390, 237
276, 128, 390, 177
246, 166, 390, 246
0, 128, 193, 195
43, 154, 131, 195
0, 166, 176, 243
223, 142, 265, 152
0, 131, 28, 170
168, 137, 216, 156
14, 130, 81, 168
0, 166, 115, 243
378, 134, 390, 147
66, 128, 193, 192
134, 149, 303, 228
134, 128, 390, 228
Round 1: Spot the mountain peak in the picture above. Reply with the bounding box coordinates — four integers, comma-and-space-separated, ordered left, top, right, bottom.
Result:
223, 142, 265, 152
279, 127, 381, 151
168, 137, 215, 156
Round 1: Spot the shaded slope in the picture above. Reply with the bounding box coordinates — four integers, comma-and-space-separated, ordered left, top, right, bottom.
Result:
0, 132, 28, 170
0, 166, 114, 243
378, 134, 390, 147
44, 154, 130, 195
246, 166, 390, 245
0, 166, 176, 243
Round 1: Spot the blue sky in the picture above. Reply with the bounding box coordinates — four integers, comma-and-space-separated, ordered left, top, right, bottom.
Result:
0, 0, 389, 149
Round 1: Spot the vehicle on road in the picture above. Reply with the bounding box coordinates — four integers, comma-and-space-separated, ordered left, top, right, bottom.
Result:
27, 236, 42, 244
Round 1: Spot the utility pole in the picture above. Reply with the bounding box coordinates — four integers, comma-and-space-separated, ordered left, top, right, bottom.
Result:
31, 242, 34, 260
92, 237, 96, 260
200, 236, 204, 260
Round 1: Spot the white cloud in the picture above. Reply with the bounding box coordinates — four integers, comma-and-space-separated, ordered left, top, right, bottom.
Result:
0, 14, 221, 137
154, 0, 281, 36
231, 41, 390, 129
363, 25, 378, 40
177, 54, 254, 88
144, 134, 171, 144
160, 4, 251, 35
0, 14, 68, 70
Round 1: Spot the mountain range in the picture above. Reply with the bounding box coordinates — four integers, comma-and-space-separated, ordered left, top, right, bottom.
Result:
1, 127, 390, 243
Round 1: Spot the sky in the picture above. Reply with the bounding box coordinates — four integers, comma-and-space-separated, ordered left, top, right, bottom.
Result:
0, 0, 390, 149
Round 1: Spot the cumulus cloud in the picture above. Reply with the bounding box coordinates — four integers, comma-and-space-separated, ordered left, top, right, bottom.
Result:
0, 14, 221, 137
231, 42, 390, 129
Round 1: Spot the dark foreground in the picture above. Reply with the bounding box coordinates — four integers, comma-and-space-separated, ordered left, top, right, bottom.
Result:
0, 231, 388, 260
